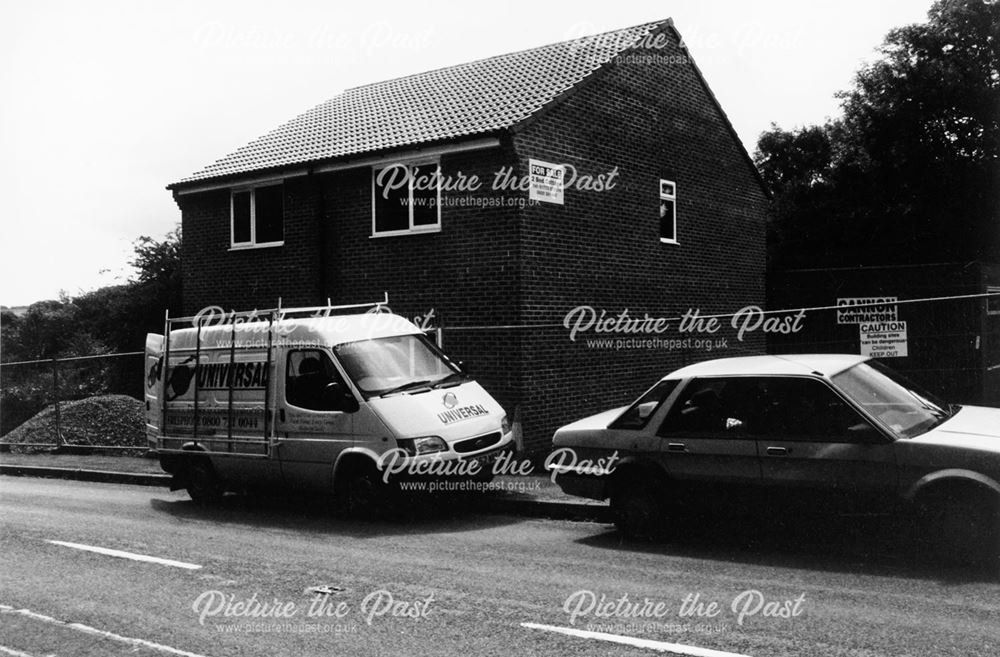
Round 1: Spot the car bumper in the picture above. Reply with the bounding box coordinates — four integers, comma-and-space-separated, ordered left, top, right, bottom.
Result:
553, 472, 608, 501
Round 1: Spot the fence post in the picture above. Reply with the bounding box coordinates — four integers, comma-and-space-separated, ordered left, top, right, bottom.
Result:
51, 357, 64, 449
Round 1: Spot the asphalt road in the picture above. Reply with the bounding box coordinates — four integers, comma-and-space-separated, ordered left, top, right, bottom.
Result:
1, 477, 999, 657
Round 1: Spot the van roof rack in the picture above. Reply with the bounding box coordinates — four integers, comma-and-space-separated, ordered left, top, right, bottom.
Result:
164, 292, 390, 326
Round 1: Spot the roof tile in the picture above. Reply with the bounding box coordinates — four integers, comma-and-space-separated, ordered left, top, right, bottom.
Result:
173, 20, 668, 186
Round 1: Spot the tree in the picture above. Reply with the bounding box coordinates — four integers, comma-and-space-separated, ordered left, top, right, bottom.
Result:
1, 226, 181, 433
75, 225, 182, 353
756, 0, 1000, 269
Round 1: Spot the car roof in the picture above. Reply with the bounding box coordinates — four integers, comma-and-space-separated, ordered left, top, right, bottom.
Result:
666, 354, 869, 380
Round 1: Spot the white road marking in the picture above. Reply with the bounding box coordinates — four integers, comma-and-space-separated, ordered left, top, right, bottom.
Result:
45, 540, 201, 570
521, 622, 752, 657
0, 645, 48, 657
0, 605, 211, 657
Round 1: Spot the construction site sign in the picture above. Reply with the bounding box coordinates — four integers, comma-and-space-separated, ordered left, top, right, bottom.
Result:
837, 297, 899, 324
859, 321, 908, 358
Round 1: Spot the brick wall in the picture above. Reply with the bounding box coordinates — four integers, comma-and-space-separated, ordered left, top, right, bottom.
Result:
510, 26, 769, 451
317, 146, 525, 422
178, 146, 527, 423
178, 176, 325, 314
176, 27, 769, 455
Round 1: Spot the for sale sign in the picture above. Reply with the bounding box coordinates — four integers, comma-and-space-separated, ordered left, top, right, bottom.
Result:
528, 159, 565, 205
859, 321, 908, 358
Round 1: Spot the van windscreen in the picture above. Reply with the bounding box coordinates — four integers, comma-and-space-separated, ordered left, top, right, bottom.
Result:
333, 334, 461, 398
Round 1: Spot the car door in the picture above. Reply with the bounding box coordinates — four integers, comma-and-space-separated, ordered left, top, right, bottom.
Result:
275, 348, 357, 492
655, 377, 763, 488
604, 379, 682, 467
753, 376, 897, 510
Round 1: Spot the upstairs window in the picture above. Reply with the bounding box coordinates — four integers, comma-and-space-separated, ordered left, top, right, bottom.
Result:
372, 161, 441, 236
231, 183, 283, 248
659, 179, 677, 244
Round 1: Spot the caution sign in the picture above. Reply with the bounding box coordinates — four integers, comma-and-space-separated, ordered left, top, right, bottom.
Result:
529, 159, 565, 205
859, 321, 908, 358
837, 297, 899, 324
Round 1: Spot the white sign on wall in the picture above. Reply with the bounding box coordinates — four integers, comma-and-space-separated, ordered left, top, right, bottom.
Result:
837, 297, 899, 324
859, 321, 908, 358
528, 159, 565, 205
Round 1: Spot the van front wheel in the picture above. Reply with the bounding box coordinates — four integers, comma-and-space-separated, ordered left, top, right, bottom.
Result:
340, 465, 395, 518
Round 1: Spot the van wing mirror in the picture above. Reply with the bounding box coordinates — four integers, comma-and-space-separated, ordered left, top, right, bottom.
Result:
324, 382, 360, 413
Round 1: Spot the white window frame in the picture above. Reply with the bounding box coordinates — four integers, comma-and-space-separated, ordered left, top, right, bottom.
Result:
230, 182, 284, 250
659, 179, 678, 245
371, 159, 442, 238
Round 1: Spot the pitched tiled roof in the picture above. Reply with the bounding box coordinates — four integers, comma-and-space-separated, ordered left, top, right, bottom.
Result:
172, 20, 669, 187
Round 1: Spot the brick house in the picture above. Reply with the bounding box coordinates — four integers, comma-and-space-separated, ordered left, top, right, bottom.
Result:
168, 19, 770, 453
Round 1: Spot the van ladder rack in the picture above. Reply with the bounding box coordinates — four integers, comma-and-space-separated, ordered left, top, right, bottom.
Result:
157, 294, 389, 459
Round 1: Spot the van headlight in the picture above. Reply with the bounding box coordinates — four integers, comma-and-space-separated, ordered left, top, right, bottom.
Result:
500, 414, 511, 435
398, 436, 448, 456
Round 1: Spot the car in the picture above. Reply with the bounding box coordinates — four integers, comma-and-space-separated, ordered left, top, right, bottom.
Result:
549, 354, 1000, 567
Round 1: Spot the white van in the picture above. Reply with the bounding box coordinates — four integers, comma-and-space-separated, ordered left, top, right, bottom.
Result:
144, 298, 513, 510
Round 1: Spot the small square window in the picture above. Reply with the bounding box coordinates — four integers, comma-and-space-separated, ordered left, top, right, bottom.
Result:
231, 184, 284, 248
659, 179, 677, 244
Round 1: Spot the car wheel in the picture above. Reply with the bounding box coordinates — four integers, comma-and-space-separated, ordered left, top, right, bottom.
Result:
611, 478, 662, 539
918, 489, 1000, 572
185, 459, 224, 504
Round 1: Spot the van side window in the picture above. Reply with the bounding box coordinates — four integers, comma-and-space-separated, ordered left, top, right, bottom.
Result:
286, 350, 346, 411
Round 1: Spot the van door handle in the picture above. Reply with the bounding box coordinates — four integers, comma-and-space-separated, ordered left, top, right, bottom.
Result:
766, 446, 789, 456
279, 408, 285, 422
667, 442, 687, 453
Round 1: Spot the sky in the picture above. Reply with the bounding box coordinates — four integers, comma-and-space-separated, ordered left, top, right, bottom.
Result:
0, 0, 935, 307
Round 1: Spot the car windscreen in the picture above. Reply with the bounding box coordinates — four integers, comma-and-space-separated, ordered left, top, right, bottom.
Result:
831, 361, 949, 438
332, 334, 460, 398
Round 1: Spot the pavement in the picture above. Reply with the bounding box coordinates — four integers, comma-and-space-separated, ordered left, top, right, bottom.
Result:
0, 450, 611, 522
3, 477, 1000, 657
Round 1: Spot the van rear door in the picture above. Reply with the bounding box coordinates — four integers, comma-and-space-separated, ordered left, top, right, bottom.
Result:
144, 333, 164, 442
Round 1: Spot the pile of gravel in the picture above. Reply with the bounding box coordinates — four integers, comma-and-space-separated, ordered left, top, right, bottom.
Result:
2, 394, 145, 454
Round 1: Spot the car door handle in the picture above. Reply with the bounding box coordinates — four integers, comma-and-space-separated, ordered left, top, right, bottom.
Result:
765, 446, 790, 456
667, 442, 687, 453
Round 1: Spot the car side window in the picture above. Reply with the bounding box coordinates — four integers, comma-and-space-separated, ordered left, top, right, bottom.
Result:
610, 380, 680, 430
754, 377, 874, 442
658, 377, 762, 437
286, 350, 346, 412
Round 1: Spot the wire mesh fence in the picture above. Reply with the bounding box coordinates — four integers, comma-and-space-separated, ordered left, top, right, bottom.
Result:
2, 289, 998, 455
0, 352, 147, 453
